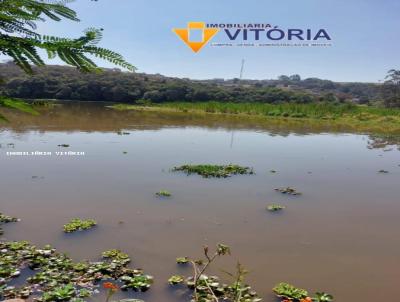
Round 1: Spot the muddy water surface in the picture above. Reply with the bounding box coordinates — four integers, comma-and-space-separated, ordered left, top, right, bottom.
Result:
1, 102, 400, 302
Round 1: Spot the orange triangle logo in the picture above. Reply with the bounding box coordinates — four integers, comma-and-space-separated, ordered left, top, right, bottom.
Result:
173, 22, 219, 53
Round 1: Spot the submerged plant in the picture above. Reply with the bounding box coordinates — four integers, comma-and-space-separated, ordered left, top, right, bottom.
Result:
155, 190, 172, 197
63, 218, 97, 233
169, 244, 261, 302
172, 164, 254, 178
274, 187, 302, 195
267, 204, 286, 212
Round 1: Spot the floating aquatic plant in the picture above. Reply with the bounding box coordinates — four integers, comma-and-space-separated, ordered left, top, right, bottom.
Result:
0, 213, 19, 223
168, 275, 184, 285
176, 256, 189, 264
172, 164, 254, 178
102, 249, 131, 265
0, 212, 19, 235
315, 292, 334, 302
267, 204, 286, 212
273, 282, 309, 300
0, 241, 153, 301
169, 244, 261, 302
63, 218, 97, 233
274, 187, 302, 195
155, 190, 172, 197
272, 282, 334, 302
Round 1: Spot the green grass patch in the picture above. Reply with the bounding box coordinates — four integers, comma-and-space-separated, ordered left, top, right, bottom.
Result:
109, 102, 400, 134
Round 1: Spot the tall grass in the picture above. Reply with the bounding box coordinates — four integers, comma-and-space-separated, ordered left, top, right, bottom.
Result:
158, 102, 400, 119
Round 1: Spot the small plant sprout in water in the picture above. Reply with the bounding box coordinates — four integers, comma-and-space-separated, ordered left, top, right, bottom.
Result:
172, 164, 254, 178
156, 190, 172, 197
274, 187, 302, 195
272, 282, 334, 302
168, 243, 261, 302
267, 204, 286, 212
63, 218, 97, 233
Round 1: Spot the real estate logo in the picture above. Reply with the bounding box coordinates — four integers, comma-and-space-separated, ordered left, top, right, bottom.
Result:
172, 22, 219, 53
173, 21, 332, 52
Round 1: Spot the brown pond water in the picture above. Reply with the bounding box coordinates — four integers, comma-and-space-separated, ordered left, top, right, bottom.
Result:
1, 102, 400, 302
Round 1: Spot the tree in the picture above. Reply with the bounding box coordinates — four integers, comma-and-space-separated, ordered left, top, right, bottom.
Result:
0, 0, 134, 118
382, 69, 400, 107
289, 74, 301, 82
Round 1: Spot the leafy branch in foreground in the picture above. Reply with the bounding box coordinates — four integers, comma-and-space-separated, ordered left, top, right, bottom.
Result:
0, 0, 135, 73
168, 243, 261, 302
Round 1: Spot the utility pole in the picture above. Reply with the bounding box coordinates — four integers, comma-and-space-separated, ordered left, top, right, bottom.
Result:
239, 59, 245, 80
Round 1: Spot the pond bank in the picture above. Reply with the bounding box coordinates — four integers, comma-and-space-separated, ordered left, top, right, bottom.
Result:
110, 102, 400, 134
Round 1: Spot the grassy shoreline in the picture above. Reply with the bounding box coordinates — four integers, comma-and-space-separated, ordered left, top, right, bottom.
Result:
109, 102, 400, 134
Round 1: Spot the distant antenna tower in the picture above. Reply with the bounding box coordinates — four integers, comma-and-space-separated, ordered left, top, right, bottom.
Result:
239, 59, 245, 80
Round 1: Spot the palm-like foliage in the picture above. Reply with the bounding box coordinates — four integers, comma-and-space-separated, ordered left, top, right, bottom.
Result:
0, 0, 135, 73
0, 0, 135, 119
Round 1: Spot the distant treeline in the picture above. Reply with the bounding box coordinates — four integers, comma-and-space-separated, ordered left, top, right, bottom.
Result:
0, 62, 382, 105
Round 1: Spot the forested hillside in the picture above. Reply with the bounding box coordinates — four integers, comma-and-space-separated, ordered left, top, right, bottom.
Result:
0, 62, 382, 105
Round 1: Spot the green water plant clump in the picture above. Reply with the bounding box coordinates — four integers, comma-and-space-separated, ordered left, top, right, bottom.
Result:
0, 240, 153, 301
63, 218, 97, 233
267, 204, 286, 212
168, 275, 184, 285
0, 213, 19, 235
0, 213, 19, 223
273, 282, 334, 302
172, 164, 254, 178
275, 187, 302, 195
273, 282, 308, 300
176, 256, 189, 264
155, 190, 172, 197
